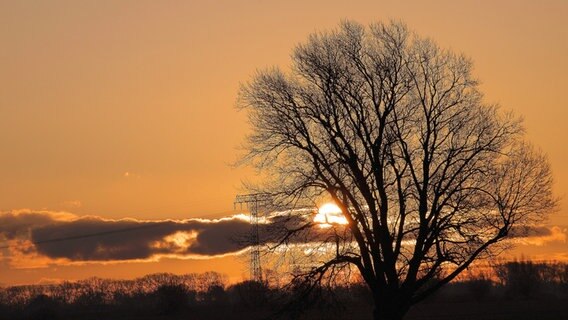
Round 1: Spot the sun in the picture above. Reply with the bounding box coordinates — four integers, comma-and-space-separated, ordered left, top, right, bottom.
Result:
314, 203, 348, 227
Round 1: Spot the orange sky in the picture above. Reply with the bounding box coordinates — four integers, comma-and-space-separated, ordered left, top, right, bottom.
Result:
0, 0, 566, 285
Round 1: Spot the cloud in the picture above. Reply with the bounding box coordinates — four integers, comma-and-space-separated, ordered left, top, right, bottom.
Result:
0, 210, 77, 240
1, 210, 562, 268
0, 209, 320, 268
509, 225, 567, 246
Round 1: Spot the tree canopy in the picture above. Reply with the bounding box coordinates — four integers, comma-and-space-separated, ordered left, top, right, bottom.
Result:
238, 20, 556, 320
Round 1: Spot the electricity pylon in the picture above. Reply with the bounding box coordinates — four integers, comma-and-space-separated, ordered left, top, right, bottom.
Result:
234, 193, 271, 282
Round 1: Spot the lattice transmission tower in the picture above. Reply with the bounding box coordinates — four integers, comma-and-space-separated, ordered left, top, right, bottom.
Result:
234, 193, 271, 282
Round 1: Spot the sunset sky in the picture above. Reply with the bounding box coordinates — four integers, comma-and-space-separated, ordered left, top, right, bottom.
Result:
1, 0, 566, 286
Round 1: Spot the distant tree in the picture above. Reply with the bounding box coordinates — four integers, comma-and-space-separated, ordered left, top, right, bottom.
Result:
495, 260, 547, 298
201, 284, 228, 306
238, 20, 556, 320
228, 280, 270, 308
463, 272, 493, 302
154, 284, 192, 315
25, 294, 59, 320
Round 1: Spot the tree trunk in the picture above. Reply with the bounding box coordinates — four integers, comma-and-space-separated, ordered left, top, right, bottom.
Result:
373, 295, 410, 320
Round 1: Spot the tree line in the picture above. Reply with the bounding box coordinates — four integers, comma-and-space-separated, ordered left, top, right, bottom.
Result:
1, 261, 567, 320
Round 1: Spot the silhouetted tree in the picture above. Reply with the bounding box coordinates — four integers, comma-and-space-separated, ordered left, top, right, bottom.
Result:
24, 294, 59, 320
238, 20, 556, 320
228, 280, 270, 308
463, 273, 493, 302
154, 284, 193, 315
495, 260, 555, 299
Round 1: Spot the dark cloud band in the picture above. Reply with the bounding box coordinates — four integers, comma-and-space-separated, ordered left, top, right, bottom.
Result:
0, 210, 316, 264
0, 210, 564, 266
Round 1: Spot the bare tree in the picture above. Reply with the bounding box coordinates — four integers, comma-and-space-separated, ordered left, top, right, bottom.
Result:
238, 21, 556, 320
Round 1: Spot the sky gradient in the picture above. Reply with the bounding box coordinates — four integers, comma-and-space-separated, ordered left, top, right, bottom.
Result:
0, 0, 566, 285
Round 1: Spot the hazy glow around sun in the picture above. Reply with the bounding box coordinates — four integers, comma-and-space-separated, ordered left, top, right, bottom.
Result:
314, 203, 348, 227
